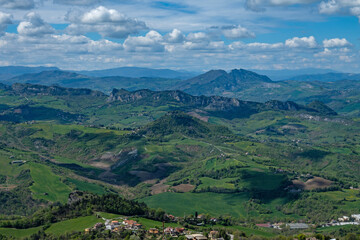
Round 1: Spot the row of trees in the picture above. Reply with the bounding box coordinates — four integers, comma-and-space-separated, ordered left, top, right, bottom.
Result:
0, 192, 154, 229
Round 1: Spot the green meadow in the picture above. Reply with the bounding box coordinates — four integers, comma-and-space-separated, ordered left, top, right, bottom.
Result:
0, 227, 42, 239
29, 163, 72, 203
45, 216, 104, 236
143, 192, 252, 218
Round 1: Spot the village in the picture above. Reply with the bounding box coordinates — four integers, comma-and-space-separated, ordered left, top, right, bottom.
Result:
84, 213, 230, 240
82, 212, 360, 239
255, 214, 360, 231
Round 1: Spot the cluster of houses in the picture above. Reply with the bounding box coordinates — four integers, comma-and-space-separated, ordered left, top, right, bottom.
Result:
256, 222, 310, 230
256, 214, 360, 231
321, 214, 360, 227
84, 212, 360, 238
255, 223, 284, 230
104, 219, 143, 232
85, 216, 229, 240
148, 227, 186, 237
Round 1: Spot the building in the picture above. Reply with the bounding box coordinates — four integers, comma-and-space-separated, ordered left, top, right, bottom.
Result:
149, 228, 159, 234
287, 223, 309, 230
11, 160, 26, 164
166, 214, 176, 220
123, 220, 136, 226
175, 227, 185, 234
338, 216, 350, 222
186, 234, 208, 240
209, 231, 219, 240
122, 220, 142, 230
272, 223, 283, 230
113, 227, 122, 232
111, 220, 120, 226
105, 224, 114, 230
352, 214, 360, 222
164, 227, 175, 234
256, 223, 272, 228
93, 222, 103, 230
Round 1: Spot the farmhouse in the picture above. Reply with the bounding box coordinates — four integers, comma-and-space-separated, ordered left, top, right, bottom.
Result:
149, 228, 159, 234
175, 227, 185, 234
166, 214, 176, 220
111, 220, 119, 225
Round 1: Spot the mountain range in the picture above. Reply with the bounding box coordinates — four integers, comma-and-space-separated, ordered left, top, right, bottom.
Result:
1, 66, 360, 117
0, 66, 196, 82
250, 68, 341, 81
77, 66, 197, 79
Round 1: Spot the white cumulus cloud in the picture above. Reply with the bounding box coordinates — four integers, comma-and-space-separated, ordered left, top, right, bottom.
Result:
123, 30, 165, 52
164, 29, 185, 43
222, 25, 255, 39
66, 6, 148, 39
285, 36, 317, 48
53, 0, 100, 6
17, 12, 55, 36
323, 38, 351, 48
0, 11, 12, 32
246, 0, 320, 11
0, 0, 35, 10
319, 0, 360, 20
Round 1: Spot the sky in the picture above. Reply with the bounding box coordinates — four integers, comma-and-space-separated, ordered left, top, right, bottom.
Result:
0, 0, 360, 72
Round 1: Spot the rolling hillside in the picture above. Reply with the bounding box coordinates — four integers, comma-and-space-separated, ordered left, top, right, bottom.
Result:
0, 83, 359, 226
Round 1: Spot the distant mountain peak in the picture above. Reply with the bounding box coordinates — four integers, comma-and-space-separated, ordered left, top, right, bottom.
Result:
230, 68, 273, 82
174, 68, 273, 96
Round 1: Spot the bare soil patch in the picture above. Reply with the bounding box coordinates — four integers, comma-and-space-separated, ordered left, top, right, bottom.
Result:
172, 184, 195, 193
89, 161, 112, 170
176, 145, 202, 154
293, 177, 332, 190
151, 179, 169, 195
188, 112, 209, 122
0, 185, 17, 191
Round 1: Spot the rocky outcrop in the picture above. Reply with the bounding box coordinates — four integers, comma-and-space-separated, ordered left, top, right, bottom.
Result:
11, 83, 106, 97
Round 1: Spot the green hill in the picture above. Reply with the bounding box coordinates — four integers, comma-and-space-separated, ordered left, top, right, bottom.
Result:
140, 111, 231, 138
0, 82, 359, 235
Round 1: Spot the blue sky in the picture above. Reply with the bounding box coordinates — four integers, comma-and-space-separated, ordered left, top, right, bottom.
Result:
0, 0, 360, 72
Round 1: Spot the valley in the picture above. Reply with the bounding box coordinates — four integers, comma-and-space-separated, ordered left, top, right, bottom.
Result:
0, 70, 359, 239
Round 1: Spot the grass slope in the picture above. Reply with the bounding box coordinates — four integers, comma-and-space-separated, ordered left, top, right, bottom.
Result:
45, 216, 103, 236
29, 163, 72, 203
0, 226, 42, 239
143, 192, 250, 218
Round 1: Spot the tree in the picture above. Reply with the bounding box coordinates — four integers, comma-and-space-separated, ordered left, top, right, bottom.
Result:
345, 233, 357, 240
